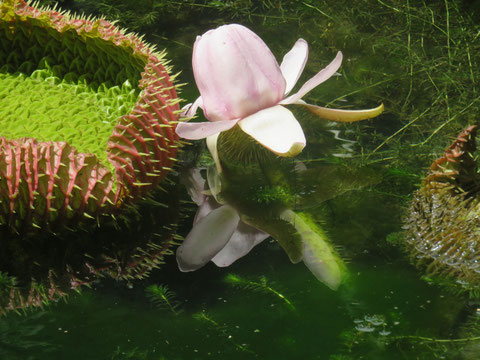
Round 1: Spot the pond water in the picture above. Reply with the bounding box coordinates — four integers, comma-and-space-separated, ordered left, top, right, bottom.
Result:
2, 0, 480, 359
0, 249, 469, 360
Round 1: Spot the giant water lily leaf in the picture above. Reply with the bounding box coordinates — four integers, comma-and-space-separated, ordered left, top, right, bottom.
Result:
404, 125, 480, 289
0, 0, 180, 315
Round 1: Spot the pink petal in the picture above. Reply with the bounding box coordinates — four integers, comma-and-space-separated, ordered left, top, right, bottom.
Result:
238, 105, 306, 156
280, 39, 308, 96
211, 221, 269, 267
193, 24, 286, 121
176, 205, 240, 272
281, 51, 343, 105
175, 119, 238, 140
185, 96, 204, 118
299, 102, 384, 122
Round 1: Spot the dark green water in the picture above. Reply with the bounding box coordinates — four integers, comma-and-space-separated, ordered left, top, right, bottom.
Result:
0, 245, 467, 360
2, 0, 480, 359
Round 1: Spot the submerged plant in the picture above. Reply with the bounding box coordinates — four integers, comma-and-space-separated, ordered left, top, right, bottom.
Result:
224, 273, 295, 311
145, 284, 182, 315
0, 0, 181, 314
403, 125, 480, 293
111, 346, 168, 360
193, 311, 257, 356
0, 311, 54, 359
331, 315, 479, 360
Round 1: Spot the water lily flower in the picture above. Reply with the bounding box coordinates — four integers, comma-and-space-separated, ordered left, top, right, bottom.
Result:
177, 168, 269, 271
176, 24, 383, 167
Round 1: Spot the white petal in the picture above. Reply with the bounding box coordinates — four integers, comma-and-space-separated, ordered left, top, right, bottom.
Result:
238, 105, 305, 157
298, 102, 384, 122
211, 222, 269, 267
281, 51, 343, 105
176, 205, 240, 272
280, 39, 308, 96
175, 119, 238, 140
206, 133, 222, 173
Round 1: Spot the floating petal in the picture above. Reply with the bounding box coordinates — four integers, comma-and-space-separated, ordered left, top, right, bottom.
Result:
193, 196, 221, 224
206, 164, 223, 203
301, 227, 343, 290
181, 168, 206, 206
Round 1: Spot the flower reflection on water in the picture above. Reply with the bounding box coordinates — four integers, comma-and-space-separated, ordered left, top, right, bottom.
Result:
177, 168, 269, 272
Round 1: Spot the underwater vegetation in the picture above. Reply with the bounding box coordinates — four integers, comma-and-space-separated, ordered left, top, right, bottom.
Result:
0, 0, 182, 314
403, 125, 480, 296
145, 284, 182, 315
0, 311, 54, 360
193, 311, 257, 357
110, 347, 167, 360
224, 273, 295, 311
330, 308, 480, 360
